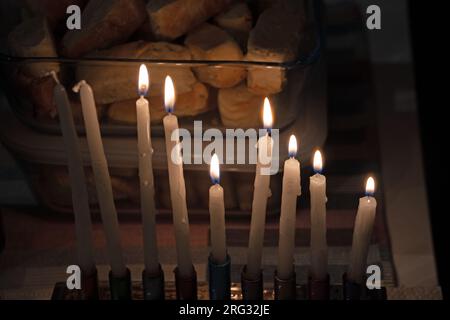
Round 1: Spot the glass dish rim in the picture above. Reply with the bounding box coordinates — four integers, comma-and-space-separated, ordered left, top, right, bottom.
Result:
0, 52, 320, 69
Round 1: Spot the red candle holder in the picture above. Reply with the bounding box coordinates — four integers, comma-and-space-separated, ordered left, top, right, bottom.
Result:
174, 265, 197, 300
307, 273, 330, 300
274, 269, 297, 300
81, 267, 99, 300
241, 265, 263, 300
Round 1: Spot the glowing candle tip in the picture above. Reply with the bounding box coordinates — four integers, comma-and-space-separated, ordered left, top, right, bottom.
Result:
366, 177, 375, 196
210, 154, 220, 184
138, 64, 149, 97
313, 150, 323, 174
263, 97, 273, 131
164, 75, 175, 113
288, 135, 298, 158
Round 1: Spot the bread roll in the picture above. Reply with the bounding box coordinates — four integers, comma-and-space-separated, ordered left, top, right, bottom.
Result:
147, 0, 232, 40
8, 16, 59, 78
107, 82, 209, 124
76, 41, 197, 104
246, 2, 305, 95
218, 84, 263, 128
214, 2, 252, 49
185, 23, 246, 88
25, 0, 88, 30
13, 71, 58, 119
61, 0, 147, 58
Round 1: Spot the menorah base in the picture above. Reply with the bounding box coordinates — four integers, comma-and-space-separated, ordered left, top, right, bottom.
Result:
52, 280, 387, 300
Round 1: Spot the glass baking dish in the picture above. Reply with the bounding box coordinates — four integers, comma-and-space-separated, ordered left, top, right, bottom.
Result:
0, 59, 327, 217
0, 0, 325, 216
0, 0, 322, 137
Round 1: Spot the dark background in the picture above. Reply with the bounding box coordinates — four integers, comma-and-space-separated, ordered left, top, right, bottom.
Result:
409, 1, 449, 299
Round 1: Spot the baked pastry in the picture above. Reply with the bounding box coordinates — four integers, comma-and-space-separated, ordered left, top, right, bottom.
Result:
61, 0, 147, 58
185, 23, 246, 88
107, 82, 209, 124
147, 0, 232, 40
76, 41, 197, 104
246, 2, 305, 94
218, 84, 264, 128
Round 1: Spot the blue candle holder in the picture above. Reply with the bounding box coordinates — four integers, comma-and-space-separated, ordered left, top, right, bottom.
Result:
208, 254, 231, 300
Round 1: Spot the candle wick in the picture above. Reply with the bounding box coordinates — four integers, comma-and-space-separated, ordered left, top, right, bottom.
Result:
73, 80, 87, 93
48, 71, 60, 85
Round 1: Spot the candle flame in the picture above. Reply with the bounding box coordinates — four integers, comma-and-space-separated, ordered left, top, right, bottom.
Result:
138, 64, 149, 96
263, 97, 273, 130
164, 75, 175, 113
366, 177, 375, 196
210, 153, 220, 184
313, 150, 323, 173
288, 135, 297, 158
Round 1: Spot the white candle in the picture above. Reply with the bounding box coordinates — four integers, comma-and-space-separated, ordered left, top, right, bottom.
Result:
246, 98, 273, 280
310, 150, 328, 280
348, 177, 377, 284
137, 65, 159, 275
209, 153, 227, 264
163, 76, 193, 278
277, 135, 301, 280
73, 80, 127, 278
52, 72, 95, 275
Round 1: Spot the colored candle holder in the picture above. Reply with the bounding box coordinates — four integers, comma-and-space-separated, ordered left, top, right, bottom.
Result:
109, 268, 132, 300
142, 264, 165, 300
308, 273, 330, 300
241, 266, 263, 300
274, 269, 297, 300
208, 254, 231, 300
81, 267, 99, 300
174, 265, 198, 300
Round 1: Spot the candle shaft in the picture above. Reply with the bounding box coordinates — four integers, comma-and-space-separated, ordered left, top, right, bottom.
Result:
209, 184, 227, 264
310, 173, 328, 280
54, 82, 95, 274
76, 81, 127, 277
163, 113, 193, 278
136, 97, 159, 274
348, 196, 377, 284
246, 134, 272, 280
277, 158, 301, 280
